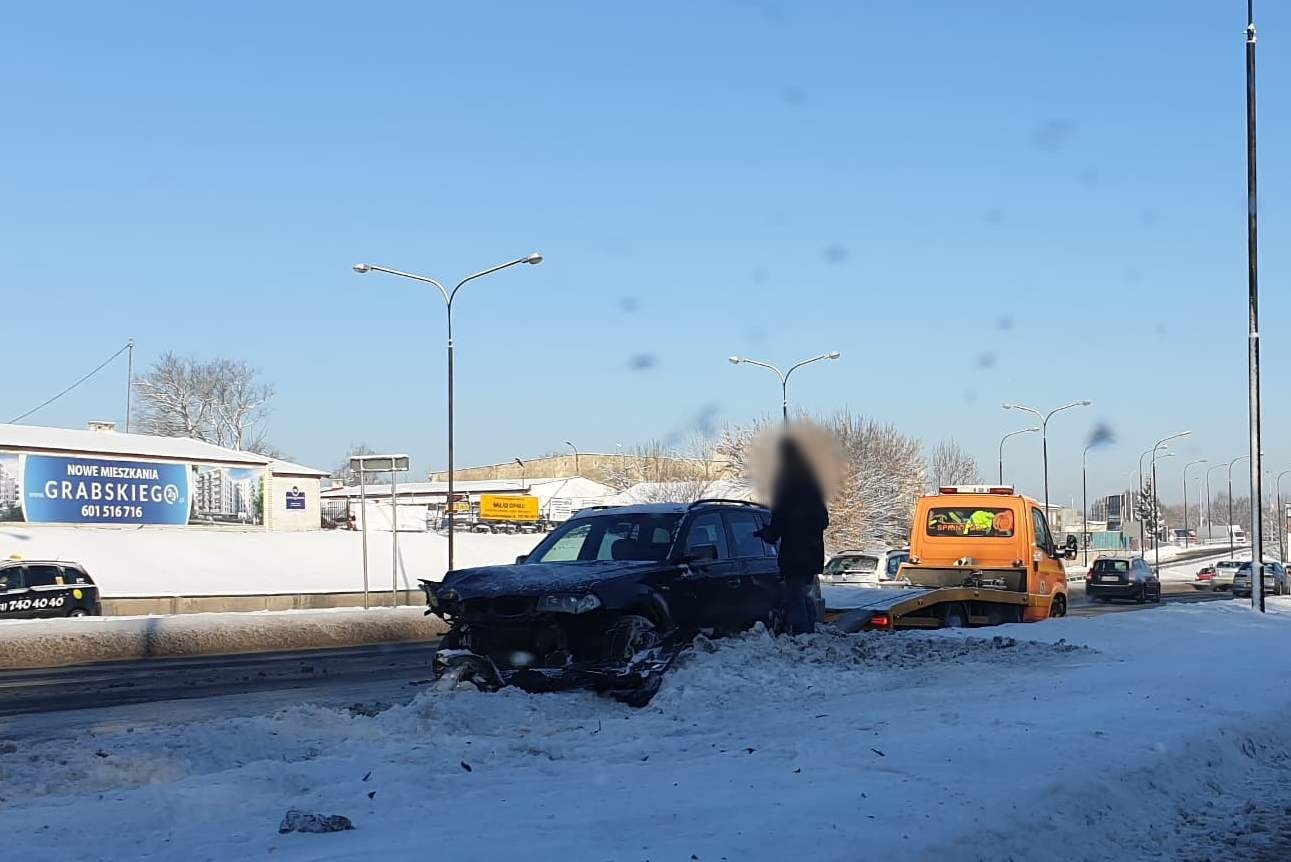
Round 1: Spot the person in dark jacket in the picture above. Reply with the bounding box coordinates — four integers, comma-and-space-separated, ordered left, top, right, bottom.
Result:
756, 436, 829, 634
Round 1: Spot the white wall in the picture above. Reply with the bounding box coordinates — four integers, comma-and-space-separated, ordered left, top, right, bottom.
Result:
264, 475, 321, 532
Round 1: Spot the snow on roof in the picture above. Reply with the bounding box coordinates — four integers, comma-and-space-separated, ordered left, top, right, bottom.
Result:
602, 478, 756, 505
0, 423, 271, 467
319, 476, 616, 501
0, 424, 328, 477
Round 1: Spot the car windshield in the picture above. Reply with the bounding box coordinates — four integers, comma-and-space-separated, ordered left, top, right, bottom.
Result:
825, 555, 879, 575
1093, 559, 1130, 574
926, 506, 1016, 538
527, 513, 682, 563
1216, 562, 1242, 571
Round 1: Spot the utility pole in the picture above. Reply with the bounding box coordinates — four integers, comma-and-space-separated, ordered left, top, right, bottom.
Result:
1244, 1, 1266, 612
125, 338, 135, 433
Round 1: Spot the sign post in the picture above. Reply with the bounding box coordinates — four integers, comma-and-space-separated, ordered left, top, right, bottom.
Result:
348, 454, 411, 608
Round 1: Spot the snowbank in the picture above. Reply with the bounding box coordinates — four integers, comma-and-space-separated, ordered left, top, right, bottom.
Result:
2, 600, 1290, 860
0, 607, 444, 669
0, 525, 537, 597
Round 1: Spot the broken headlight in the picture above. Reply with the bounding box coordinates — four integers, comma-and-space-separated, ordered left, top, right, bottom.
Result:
535, 593, 602, 615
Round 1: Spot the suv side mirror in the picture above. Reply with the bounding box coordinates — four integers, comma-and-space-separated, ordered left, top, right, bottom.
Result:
680, 544, 719, 564
515, 555, 528, 565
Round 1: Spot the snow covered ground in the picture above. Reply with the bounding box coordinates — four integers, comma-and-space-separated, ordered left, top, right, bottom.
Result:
0, 525, 538, 597
2, 600, 1290, 860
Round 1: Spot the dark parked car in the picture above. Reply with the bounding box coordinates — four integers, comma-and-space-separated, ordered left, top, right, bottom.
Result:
1085, 556, 1161, 604
422, 500, 816, 703
1231, 561, 1288, 598
0, 559, 101, 619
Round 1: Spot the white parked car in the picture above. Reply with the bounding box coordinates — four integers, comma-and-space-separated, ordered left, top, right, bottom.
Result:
822, 549, 909, 585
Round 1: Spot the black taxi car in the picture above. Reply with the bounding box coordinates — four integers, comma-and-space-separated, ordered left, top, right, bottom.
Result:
422, 499, 818, 703
0, 558, 102, 619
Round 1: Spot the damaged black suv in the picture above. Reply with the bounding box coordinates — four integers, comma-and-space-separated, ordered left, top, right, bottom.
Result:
422, 499, 801, 703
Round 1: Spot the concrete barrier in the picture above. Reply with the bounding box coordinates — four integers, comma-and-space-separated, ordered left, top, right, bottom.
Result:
0, 607, 446, 670
102, 590, 426, 616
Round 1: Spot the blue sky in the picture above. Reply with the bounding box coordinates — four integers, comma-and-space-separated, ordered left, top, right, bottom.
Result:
3, 1, 1288, 504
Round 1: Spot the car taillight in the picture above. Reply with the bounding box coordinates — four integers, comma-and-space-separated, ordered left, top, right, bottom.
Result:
870, 613, 891, 629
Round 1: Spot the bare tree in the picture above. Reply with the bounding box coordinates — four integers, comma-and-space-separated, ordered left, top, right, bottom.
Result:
926, 439, 979, 491
135, 354, 277, 452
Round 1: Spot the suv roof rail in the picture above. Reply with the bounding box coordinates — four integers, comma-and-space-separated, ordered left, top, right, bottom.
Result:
687, 498, 763, 510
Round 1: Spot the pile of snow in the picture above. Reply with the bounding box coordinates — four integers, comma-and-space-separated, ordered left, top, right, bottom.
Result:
2, 600, 1290, 859
0, 525, 537, 597
0, 607, 443, 669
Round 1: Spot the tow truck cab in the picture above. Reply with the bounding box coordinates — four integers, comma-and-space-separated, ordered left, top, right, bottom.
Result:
904, 485, 1073, 622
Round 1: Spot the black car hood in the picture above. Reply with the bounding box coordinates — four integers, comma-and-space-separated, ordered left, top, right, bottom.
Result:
438, 561, 662, 598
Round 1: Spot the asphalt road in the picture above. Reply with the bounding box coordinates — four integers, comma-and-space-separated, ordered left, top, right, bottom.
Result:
0, 641, 440, 718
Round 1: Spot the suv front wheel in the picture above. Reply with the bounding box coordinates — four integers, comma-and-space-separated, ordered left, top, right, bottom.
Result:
605, 615, 659, 663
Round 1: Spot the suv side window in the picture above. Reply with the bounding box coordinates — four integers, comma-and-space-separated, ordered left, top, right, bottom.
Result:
23, 565, 64, 587
684, 512, 730, 560
1031, 508, 1056, 555
725, 511, 766, 558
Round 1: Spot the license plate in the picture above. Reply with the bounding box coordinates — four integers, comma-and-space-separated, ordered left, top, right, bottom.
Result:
1099, 576, 1119, 583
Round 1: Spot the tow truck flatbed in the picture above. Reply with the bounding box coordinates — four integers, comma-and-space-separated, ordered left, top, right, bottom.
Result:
823, 572, 1036, 631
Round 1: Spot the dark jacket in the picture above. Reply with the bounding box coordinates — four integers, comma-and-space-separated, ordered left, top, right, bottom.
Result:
759, 464, 829, 579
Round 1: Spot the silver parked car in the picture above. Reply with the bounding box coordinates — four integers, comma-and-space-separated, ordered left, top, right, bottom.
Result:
1231, 561, 1288, 598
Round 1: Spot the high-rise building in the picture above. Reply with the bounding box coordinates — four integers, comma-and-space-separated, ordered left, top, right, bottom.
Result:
0, 461, 19, 510
195, 468, 235, 516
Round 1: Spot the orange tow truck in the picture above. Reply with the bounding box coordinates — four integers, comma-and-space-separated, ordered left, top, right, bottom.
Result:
824, 485, 1075, 631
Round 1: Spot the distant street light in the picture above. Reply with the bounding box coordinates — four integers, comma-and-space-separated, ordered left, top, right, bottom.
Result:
1227, 454, 1251, 560
1151, 431, 1191, 573
1182, 460, 1208, 550
1276, 470, 1291, 563
998, 427, 1040, 485
514, 458, 526, 485
1001, 400, 1091, 516
1081, 441, 1102, 566
565, 441, 580, 476
352, 252, 543, 571
730, 352, 841, 425
1205, 463, 1227, 543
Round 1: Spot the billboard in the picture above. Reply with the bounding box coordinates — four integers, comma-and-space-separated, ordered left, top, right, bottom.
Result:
479, 494, 540, 522
0, 452, 266, 527
19, 454, 191, 525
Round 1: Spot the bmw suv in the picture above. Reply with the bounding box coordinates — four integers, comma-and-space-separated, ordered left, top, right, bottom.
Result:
422, 500, 816, 702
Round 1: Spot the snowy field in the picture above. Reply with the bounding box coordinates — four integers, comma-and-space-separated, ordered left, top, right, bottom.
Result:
2, 601, 1290, 860
0, 525, 538, 597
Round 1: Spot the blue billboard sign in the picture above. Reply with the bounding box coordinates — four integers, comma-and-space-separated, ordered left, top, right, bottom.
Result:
285, 487, 306, 510
21, 454, 191, 526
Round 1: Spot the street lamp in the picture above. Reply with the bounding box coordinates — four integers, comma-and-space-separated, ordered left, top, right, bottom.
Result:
730, 351, 841, 425
1227, 454, 1251, 560
565, 441, 580, 476
352, 252, 543, 571
1277, 470, 1291, 563
1151, 431, 1191, 573
1080, 440, 1103, 566
1182, 460, 1208, 550
514, 458, 526, 485
1205, 463, 1227, 543
998, 427, 1040, 485
1002, 400, 1091, 517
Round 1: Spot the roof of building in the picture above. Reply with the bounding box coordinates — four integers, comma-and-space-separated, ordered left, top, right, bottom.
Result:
320, 476, 616, 500
0, 424, 327, 476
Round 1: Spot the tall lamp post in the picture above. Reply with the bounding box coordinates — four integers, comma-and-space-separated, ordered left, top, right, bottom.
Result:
1275, 470, 1291, 563
1081, 441, 1100, 566
1204, 463, 1227, 543
514, 458, 527, 486
352, 252, 543, 571
565, 441, 580, 476
729, 352, 841, 426
1003, 400, 1091, 517
1151, 435, 1190, 572
999, 427, 1040, 485
1227, 454, 1251, 560
1243, 1, 1266, 612
1182, 460, 1208, 550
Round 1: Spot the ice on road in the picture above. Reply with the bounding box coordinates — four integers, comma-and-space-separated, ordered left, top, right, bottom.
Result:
2, 601, 1290, 861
